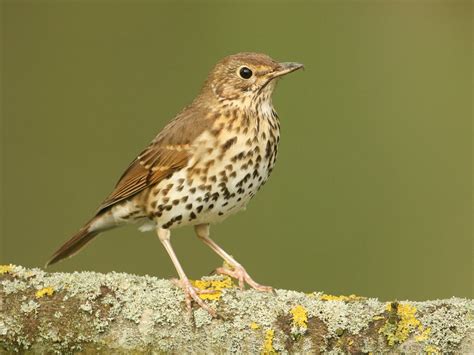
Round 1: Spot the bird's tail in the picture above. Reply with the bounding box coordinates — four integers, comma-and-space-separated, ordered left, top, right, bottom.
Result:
45, 224, 99, 267
45, 212, 116, 267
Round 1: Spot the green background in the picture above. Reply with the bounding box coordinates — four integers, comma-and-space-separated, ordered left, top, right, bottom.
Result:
1, 0, 472, 301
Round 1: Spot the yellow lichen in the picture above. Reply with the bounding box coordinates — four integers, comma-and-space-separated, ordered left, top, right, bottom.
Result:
320, 293, 365, 302
191, 276, 234, 300
0, 264, 13, 275
290, 305, 308, 328
263, 329, 275, 353
250, 322, 260, 330
424, 345, 440, 354
379, 302, 427, 346
415, 326, 431, 342
35, 287, 55, 298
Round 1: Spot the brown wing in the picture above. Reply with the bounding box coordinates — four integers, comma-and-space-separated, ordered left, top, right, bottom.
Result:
97, 104, 213, 212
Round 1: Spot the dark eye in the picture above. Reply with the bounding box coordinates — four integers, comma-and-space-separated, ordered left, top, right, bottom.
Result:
239, 67, 253, 79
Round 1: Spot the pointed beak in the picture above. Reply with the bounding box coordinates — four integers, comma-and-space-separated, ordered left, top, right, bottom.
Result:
258, 61, 304, 94
273, 62, 304, 77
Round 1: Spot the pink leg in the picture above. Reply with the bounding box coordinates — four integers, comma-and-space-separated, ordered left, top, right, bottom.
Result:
194, 224, 272, 292
156, 228, 217, 316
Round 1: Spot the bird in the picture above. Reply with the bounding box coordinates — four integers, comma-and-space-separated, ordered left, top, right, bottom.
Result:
46, 52, 303, 315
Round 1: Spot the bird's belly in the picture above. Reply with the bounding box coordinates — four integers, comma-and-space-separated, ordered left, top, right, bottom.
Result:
144, 137, 276, 230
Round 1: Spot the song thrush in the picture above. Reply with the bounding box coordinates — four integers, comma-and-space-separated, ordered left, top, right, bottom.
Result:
46, 52, 303, 315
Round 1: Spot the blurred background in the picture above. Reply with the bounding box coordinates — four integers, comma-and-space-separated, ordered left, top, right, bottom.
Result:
1, 0, 472, 301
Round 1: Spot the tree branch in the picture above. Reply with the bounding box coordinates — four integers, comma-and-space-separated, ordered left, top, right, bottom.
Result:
0, 265, 472, 353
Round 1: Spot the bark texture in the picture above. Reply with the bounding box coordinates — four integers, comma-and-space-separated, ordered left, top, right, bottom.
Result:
0, 264, 472, 353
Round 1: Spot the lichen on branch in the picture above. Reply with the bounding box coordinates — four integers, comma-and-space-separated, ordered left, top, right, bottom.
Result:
0, 265, 472, 353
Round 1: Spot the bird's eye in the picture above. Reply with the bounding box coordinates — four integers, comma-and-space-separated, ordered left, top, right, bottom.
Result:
239, 67, 253, 79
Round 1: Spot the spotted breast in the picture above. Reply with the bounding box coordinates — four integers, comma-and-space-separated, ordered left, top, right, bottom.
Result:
143, 100, 280, 230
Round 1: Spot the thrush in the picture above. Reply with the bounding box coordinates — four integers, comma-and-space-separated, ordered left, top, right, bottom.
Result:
46, 52, 303, 315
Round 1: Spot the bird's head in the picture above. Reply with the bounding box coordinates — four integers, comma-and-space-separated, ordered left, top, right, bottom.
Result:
202, 52, 303, 109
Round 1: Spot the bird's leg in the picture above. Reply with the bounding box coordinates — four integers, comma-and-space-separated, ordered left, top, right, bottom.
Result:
156, 228, 217, 316
194, 224, 272, 292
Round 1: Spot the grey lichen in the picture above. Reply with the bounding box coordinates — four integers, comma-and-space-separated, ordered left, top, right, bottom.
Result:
0, 321, 7, 336
0, 264, 472, 353
416, 299, 473, 352
20, 300, 39, 314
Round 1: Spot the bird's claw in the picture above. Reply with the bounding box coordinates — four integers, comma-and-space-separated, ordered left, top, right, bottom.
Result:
215, 265, 273, 292
171, 278, 217, 317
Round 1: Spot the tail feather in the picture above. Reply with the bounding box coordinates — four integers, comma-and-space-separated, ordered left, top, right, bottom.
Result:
46, 202, 137, 267
45, 225, 99, 267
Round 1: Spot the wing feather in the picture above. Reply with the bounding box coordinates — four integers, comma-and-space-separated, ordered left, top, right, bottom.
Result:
96, 105, 213, 212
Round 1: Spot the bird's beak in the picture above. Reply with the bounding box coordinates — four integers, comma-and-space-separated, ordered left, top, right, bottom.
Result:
273, 62, 304, 78
258, 61, 304, 93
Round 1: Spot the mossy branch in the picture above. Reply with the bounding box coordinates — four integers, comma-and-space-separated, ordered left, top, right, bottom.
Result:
0, 265, 472, 353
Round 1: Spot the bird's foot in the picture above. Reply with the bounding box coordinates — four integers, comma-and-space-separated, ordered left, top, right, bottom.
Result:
215, 264, 273, 292
171, 278, 217, 317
